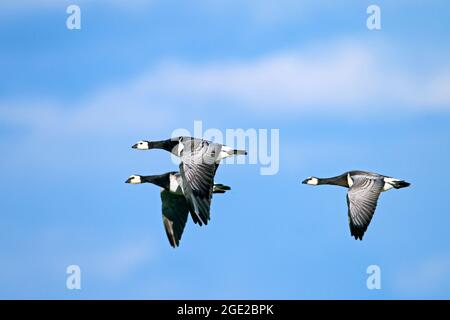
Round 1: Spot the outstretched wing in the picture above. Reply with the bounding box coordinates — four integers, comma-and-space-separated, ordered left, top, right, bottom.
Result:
346, 175, 384, 240
161, 190, 190, 248
179, 140, 221, 225
179, 161, 215, 226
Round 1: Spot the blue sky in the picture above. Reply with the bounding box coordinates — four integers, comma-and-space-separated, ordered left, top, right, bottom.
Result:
0, 0, 449, 299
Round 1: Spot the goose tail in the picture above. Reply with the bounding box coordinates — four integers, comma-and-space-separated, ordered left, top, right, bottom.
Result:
213, 184, 231, 194
230, 149, 247, 156
392, 180, 411, 189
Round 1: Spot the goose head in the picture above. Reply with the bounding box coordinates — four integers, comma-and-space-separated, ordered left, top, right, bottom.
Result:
302, 176, 319, 185
132, 140, 150, 150
125, 175, 143, 184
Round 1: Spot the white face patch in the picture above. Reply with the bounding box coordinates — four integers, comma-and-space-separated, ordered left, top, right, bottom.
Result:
127, 175, 142, 184
135, 141, 149, 150
306, 177, 319, 185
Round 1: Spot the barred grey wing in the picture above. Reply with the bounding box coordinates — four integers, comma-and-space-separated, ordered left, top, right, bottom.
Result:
179, 139, 223, 225
346, 175, 384, 240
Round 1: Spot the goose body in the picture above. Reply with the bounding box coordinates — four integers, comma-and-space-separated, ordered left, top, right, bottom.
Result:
132, 137, 246, 226
302, 171, 410, 240
126, 172, 230, 248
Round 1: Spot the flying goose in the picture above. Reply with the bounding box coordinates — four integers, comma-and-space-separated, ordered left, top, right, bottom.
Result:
302, 171, 410, 240
132, 137, 246, 226
126, 172, 230, 248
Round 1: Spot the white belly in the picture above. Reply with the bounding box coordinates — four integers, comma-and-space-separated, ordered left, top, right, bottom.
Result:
169, 174, 182, 194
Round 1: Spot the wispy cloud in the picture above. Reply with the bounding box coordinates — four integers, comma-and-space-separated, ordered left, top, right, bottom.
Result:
140, 40, 450, 114
0, 84, 174, 139
1, 38, 449, 144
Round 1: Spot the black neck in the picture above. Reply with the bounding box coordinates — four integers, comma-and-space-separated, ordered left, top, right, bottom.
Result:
149, 139, 179, 152
318, 174, 349, 187
141, 174, 170, 189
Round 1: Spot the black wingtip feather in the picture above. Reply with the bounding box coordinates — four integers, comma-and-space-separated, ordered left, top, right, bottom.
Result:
350, 224, 366, 241
193, 213, 203, 226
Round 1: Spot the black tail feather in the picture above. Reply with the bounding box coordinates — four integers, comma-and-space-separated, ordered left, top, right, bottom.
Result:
232, 149, 247, 155
393, 180, 411, 189
213, 184, 231, 193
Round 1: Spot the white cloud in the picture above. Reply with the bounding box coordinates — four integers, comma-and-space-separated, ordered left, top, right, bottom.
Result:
1, 38, 449, 142
147, 42, 375, 110
0, 83, 174, 138
425, 70, 450, 106
134, 40, 450, 114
